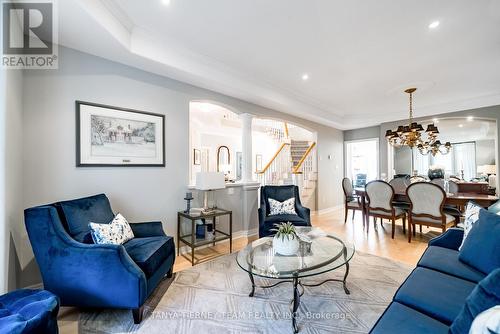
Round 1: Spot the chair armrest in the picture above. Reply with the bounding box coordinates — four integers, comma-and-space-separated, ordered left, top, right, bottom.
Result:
296, 205, 311, 225
428, 227, 464, 250
130, 221, 166, 237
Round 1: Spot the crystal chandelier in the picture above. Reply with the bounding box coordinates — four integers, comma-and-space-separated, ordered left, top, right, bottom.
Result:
385, 88, 451, 156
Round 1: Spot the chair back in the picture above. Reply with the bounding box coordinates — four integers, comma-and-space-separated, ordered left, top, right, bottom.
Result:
406, 182, 446, 219
260, 185, 301, 216
365, 180, 394, 212
342, 178, 354, 200
431, 178, 445, 189
389, 177, 410, 194
448, 180, 459, 194
410, 175, 427, 183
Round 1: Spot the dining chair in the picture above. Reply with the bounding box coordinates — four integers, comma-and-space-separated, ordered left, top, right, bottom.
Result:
365, 180, 406, 239
430, 178, 445, 188
342, 177, 363, 223
406, 182, 456, 243
410, 175, 427, 183
430, 178, 462, 224
389, 177, 410, 194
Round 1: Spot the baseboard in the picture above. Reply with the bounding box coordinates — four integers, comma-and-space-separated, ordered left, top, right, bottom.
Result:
314, 204, 343, 215
177, 228, 258, 256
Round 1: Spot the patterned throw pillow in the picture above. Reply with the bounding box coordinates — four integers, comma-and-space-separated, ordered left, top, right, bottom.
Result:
89, 213, 135, 245
460, 202, 482, 250
268, 198, 297, 216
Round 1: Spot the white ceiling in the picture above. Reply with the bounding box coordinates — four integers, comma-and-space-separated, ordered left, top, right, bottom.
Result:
58, 0, 500, 129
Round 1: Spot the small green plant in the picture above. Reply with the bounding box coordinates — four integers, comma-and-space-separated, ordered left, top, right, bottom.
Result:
270, 222, 297, 241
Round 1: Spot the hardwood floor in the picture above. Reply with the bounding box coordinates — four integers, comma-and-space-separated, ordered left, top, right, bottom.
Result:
59, 207, 437, 333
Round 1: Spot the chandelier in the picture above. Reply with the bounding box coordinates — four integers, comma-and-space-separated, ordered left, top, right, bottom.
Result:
385, 88, 451, 156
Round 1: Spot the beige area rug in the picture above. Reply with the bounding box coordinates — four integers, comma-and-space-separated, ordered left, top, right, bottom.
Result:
79, 252, 412, 333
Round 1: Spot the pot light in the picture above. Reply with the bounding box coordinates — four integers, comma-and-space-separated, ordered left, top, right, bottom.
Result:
433, 118, 439, 124
458, 124, 464, 128
301, 73, 309, 81
162, 0, 171, 6
428, 21, 440, 29
467, 116, 474, 121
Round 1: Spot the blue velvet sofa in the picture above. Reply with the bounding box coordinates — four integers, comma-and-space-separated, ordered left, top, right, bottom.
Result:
258, 185, 311, 237
24, 194, 175, 324
370, 206, 500, 333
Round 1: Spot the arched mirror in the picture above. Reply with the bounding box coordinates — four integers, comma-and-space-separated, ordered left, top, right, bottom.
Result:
217, 146, 230, 172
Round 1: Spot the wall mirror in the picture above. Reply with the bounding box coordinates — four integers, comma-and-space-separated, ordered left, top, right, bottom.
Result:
217, 146, 230, 172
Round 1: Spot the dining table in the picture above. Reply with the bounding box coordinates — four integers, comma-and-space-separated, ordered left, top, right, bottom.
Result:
354, 187, 499, 227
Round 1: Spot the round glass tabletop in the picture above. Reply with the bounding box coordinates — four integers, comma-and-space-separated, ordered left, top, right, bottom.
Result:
236, 227, 355, 279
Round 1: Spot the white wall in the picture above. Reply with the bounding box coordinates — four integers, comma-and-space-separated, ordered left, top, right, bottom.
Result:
15, 46, 344, 287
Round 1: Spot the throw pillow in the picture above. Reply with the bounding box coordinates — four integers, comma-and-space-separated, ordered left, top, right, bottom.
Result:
458, 209, 500, 274
450, 268, 500, 334
268, 198, 297, 216
469, 306, 500, 334
459, 201, 482, 250
89, 213, 135, 245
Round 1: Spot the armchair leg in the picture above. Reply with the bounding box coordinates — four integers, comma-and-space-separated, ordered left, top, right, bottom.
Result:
167, 267, 173, 278
344, 205, 348, 223
133, 306, 144, 324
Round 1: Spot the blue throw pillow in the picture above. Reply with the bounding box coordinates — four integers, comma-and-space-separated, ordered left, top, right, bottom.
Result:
450, 268, 500, 334
459, 209, 500, 274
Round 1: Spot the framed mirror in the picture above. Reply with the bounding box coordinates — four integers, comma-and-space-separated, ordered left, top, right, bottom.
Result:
217, 146, 230, 172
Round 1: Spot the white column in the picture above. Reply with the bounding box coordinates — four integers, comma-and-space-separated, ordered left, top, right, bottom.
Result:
240, 113, 254, 183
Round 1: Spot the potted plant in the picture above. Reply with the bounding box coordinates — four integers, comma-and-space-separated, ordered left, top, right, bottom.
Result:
271, 222, 300, 256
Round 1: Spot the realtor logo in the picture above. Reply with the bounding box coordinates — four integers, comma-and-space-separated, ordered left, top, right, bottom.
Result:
2, 0, 58, 69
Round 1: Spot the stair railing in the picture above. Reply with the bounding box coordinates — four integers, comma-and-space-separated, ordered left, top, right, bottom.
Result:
292, 142, 317, 190
256, 143, 292, 186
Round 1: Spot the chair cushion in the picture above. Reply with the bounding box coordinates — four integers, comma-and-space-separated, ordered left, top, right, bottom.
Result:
346, 199, 361, 208
450, 268, 500, 334
369, 207, 405, 216
459, 209, 500, 275
417, 246, 486, 283
264, 214, 308, 224
123, 236, 174, 278
394, 267, 476, 325
0, 289, 59, 334
370, 302, 449, 334
57, 194, 114, 242
410, 213, 454, 224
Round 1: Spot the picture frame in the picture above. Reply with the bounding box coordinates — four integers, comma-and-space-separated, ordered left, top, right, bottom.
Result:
193, 149, 201, 165
76, 101, 165, 167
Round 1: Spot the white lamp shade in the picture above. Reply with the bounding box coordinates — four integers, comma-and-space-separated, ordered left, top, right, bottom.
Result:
477, 165, 485, 174
483, 165, 496, 175
195, 172, 226, 190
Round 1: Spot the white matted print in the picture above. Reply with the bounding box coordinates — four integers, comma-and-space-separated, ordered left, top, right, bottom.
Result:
76, 101, 165, 166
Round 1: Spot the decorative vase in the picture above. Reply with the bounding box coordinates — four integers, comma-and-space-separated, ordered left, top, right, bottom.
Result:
273, 235, 299, 256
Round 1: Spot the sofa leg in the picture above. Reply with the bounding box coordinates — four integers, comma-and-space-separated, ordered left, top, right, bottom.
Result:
167, 267, 173, 278
133, 306, 144, 324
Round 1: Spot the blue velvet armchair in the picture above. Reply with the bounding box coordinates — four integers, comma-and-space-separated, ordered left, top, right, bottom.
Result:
258, 185, 311, 237
24, 194, 175, 324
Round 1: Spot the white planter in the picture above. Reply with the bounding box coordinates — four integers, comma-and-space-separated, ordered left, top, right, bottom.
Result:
273, 235, 300, 256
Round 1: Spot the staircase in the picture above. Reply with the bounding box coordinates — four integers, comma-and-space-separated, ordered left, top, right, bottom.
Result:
255, 123, 318, 209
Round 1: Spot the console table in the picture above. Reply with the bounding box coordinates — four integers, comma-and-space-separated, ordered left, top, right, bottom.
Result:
177, 208, 232, 266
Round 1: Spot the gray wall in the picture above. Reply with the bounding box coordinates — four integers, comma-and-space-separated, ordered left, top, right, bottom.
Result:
343, 126, 380, 142
13, 46, 344, 288
394, 146, 412, 175
476, 139, 496, 166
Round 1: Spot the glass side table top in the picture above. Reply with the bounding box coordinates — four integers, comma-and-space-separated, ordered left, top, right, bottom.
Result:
236, 227, 355, 279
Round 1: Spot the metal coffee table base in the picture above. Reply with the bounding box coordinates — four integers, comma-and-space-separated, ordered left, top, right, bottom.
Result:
247, 263, 350, 333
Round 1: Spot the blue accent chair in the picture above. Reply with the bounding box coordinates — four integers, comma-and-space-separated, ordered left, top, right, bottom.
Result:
258, 185, 311, 237
0, 289, 59, 334
370, 208, 500, 333
24, 194, 175, 324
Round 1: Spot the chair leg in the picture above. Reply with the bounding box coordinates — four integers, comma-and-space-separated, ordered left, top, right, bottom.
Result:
402, 216, 406, 234
413, 224, 416, 237
419, 225, 422, 234
391, 217, 395, 239
408, 217, 412, 243
442, 225, 446, 234
167, 267, 173, 278
352, 210, 356, 221
133, 306, 144, 324
344, 205, 348, 223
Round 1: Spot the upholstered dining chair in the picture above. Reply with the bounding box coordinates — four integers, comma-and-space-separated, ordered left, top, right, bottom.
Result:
429, 178, 462, 224
409, 175, 427, 183
389, 177, 410, 194
365, 180, 406, 238
430, 178, 445, 188
406, 182, 456, 243
342, 177, 363, 223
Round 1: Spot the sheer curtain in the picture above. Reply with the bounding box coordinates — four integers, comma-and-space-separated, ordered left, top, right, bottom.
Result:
452, 142, 476, 180
412, 148, 429, 175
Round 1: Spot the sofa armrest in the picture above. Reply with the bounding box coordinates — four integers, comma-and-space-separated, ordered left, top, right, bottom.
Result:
428, 227, 464, 250
130, 221, 166, 237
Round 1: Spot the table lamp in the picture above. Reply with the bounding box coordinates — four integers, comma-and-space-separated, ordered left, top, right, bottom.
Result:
195, 172, 226, 213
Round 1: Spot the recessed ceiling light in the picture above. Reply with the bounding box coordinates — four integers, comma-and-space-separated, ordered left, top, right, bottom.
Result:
459, 124, 464, 128
428, 21, 440, 29
433, 118, 439, 124
467, 116, 474, 121
302, 73, 309, 81
162, 0, 171, 6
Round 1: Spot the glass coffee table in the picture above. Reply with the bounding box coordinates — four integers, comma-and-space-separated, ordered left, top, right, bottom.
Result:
236, 227, 355, 333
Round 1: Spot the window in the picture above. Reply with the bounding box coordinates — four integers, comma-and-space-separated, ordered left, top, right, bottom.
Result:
345, 139, 379, 185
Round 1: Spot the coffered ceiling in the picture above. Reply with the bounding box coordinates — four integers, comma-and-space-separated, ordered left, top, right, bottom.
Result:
58, 0, 500, 129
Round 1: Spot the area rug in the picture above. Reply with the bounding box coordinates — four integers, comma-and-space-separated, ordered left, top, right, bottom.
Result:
79, 252, 411, 333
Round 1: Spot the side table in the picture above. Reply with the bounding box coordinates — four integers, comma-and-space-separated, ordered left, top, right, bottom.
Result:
177, 208, 233, 265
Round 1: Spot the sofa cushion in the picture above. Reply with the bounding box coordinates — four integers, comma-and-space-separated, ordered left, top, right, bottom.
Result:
123, 236, 174, 278
417, 246, 486, 283
459, 209, 500, 275
450, 268, 500, 334
394, 267, 476, 325
58, 194, 114, 242
370, 302, 449, 334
